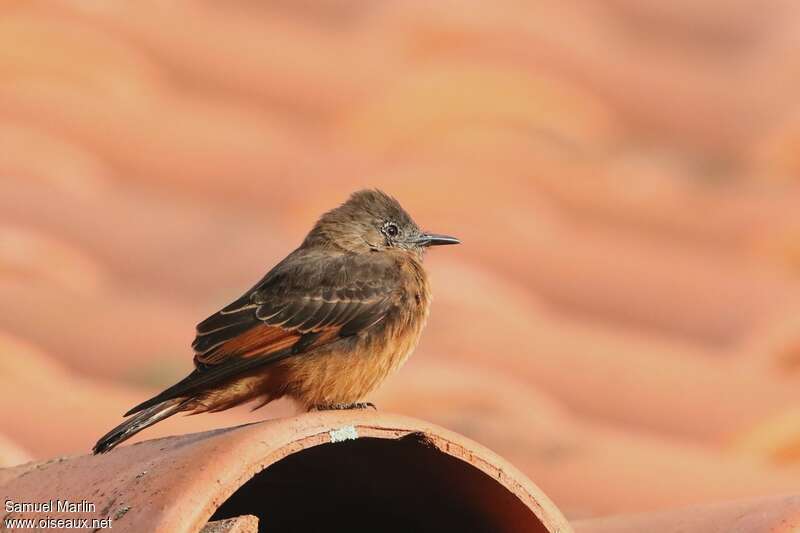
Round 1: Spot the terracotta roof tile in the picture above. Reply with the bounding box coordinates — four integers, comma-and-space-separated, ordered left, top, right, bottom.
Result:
0, 412, 571, 533
573, 494, 800, 533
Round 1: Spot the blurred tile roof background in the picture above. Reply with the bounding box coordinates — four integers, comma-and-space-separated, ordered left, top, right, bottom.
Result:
2, 0, 800, 520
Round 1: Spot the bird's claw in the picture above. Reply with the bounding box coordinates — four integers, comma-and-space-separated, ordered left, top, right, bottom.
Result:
313, 402, 376, 411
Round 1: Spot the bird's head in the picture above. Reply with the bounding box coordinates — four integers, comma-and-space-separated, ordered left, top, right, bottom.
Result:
303, 189, 460, 255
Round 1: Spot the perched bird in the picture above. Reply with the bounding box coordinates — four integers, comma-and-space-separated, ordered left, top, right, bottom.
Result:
93, 189, 459, 453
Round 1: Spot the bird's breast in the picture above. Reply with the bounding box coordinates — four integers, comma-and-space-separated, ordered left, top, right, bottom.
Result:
379, 258, 431, 373
280, 258, 431, 408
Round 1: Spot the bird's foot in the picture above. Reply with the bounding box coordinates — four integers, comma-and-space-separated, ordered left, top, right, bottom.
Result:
313, 402, 376, 411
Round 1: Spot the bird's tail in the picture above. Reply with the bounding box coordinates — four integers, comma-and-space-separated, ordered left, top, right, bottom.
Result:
92, 398, 188, 454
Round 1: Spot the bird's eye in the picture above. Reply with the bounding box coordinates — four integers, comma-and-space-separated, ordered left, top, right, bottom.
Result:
384, 222, 399, 238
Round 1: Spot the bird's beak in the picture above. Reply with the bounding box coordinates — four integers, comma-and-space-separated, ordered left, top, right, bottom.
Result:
416, 232, 461, 247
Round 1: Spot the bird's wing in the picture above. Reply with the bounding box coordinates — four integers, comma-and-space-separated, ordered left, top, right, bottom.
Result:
124, 252, 397, 416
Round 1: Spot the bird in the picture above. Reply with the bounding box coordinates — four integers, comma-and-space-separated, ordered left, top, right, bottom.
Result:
93, 189, 459, 453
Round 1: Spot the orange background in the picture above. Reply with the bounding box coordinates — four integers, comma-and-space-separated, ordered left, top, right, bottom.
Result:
2, 0, 800, 520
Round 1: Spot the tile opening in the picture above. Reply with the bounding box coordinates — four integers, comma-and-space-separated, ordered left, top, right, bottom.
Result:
210, 434, 547, 532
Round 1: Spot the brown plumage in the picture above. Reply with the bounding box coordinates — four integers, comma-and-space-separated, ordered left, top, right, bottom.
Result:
93, 189, 459, 453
